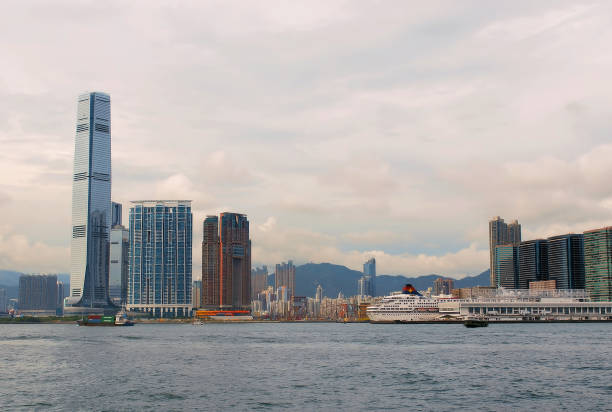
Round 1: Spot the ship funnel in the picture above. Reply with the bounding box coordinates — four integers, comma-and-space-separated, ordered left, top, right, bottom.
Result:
402, 284, 422, 296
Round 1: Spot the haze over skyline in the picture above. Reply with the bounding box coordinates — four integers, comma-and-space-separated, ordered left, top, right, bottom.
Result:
2, 1, 612, 279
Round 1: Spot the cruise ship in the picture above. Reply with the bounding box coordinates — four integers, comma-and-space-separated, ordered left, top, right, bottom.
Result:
366, 284, 440, 323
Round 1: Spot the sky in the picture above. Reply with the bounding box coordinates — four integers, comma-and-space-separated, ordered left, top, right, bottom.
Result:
1, 1, 612, 279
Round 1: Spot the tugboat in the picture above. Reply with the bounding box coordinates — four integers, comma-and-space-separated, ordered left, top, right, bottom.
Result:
77, 310, 134, 327
464, 317, 489, 328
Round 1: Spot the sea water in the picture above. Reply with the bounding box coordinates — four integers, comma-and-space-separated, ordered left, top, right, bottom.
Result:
0, 322, 610, 411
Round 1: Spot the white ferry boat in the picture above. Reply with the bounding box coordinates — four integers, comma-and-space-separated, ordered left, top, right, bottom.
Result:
367, 284, 440, 323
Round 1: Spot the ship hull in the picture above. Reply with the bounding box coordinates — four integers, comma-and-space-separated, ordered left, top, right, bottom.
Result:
367, 312, 440, 323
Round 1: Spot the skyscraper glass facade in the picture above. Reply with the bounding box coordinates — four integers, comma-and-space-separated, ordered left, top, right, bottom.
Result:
583, 227, 612, 302
518, 239, 549, 289
69, 92, 112, 307
495, 245, 518, 288
127, 200, 193, 317
358, 258, 376, 297
547, 234, 585, 289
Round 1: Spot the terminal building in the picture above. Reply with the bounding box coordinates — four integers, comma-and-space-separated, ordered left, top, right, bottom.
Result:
439, 289, 612, 320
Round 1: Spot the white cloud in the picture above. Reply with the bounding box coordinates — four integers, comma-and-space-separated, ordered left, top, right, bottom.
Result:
0, 230, 69, 273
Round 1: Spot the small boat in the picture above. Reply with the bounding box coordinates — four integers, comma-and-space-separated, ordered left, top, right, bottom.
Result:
464, 317, 489, 328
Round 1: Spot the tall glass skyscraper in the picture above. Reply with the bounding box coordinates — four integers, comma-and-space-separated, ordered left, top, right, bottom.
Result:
547, 234, 585, 289
358, 257, 376, 297
518, 239, 549, 289
583, 227, 612, 302
127, 200, 193, 317
495, 244, 519, 288
69, 92, 112, 307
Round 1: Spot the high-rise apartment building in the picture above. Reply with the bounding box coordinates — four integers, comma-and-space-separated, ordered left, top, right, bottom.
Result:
507, 220, 521, 245
518, 239, 549, 289
275, 261, 295, 298
127, 200, 193, 317
495, 245, 518, 288
109, 224, 129, 305
433, 278, 454, 295
489, 217, 521, 287
201, 213, 251, 310
219, 213, 251, 310
18, 274, 58, 314
201, 216, 220, 308
69, 92, 112, 307
547, 234, 585, 289
251, 266, 268, 299
583, 227, 612, 302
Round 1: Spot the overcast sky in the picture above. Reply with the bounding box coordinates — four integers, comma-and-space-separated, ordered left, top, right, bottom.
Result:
1, 1, 612, 279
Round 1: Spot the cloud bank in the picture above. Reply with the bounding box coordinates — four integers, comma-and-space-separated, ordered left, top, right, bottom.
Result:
1, 1, 612, 278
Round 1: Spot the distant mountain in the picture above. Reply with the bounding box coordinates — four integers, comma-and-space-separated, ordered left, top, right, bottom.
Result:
0, 270, 24, 286
296, 263, 363, 297
454, 269, 490, 288
293, 263, 490, 298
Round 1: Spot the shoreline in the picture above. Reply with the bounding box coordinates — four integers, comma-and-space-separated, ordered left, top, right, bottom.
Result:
2, 318, 612, 325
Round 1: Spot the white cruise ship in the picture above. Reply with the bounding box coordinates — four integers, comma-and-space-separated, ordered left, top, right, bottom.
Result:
367, 284, 440, 322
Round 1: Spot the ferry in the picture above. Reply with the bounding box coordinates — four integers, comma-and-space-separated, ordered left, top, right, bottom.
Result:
367, 284, 441, 323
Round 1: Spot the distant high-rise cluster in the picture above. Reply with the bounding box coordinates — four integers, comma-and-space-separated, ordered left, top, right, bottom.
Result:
275, 261, 295, 298
488, 216, 612, 301
127, 200, 193, 317
201, 213, 251, 310
358, 258, 376, 297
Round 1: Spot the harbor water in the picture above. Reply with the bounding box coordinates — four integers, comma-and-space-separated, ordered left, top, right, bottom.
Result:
1, 322, 610, 411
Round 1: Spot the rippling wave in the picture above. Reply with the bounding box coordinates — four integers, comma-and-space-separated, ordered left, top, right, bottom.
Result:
0, 323, 610, 411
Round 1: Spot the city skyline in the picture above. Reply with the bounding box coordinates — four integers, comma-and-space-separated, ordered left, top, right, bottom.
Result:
3, 3, 612, 279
